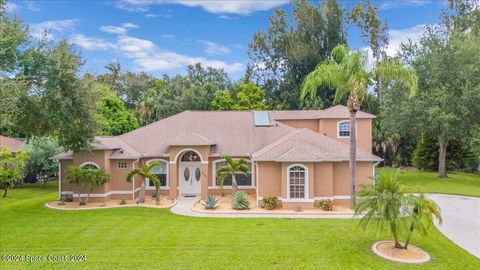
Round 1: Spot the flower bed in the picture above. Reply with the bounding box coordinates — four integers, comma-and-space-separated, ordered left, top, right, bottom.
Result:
47, 197, 176, 210
193, 194, 353, 214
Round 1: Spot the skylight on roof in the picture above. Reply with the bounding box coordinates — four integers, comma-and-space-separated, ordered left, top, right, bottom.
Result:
254, 111, 270, 126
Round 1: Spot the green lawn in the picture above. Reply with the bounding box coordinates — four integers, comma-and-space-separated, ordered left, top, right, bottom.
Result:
377, 167, 480, 197
1, 182, 479, 269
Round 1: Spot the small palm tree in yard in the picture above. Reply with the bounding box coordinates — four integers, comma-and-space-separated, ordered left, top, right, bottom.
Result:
126, 161, 161, 204
66, 166, 110, 205
301, 44, 417, 208
354, 170, 442, 249
216, 156, 249, 196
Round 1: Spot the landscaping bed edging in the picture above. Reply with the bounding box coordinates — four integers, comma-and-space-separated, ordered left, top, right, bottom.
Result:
372, 241, 431, 264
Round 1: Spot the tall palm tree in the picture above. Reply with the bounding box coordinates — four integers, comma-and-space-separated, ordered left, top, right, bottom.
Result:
216, 156, 249, 196
301, 44, 417, 208
126, 161, 161, 204
354, 170, 441, 249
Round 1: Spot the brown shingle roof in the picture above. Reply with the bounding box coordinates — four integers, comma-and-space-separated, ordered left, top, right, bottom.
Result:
51, 106, 380, 162
251, 128, 381, 162
0, 136, 24, 152
317, 105, 375, 119
165, 131, 215, 146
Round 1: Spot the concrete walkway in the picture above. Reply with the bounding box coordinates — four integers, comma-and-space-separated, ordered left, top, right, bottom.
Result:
429, 194, 480, 258
170, 197, 358, 219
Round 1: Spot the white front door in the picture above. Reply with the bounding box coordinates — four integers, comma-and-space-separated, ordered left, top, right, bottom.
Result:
179, 163, 201, 195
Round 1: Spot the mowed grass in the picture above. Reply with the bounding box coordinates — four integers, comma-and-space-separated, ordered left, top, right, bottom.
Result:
1, 182, 479, 270
377, 167, 480, 197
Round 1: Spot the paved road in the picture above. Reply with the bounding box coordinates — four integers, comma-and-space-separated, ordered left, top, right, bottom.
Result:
429, 194, 480, 258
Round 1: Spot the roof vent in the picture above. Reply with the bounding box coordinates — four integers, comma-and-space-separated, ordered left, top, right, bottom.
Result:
254, 111, 270, 126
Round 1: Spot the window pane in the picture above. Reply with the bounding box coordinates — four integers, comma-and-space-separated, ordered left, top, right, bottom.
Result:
339, 122, 350, 137
289, 166, 305, 199
215, 160, 251, 186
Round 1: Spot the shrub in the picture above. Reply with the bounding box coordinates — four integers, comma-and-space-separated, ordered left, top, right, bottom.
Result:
203, 195, 218, 209
232, 191, 249, 210
315, 199, 333, 211
261, 196, 279, 210
119, 198, 127, 205
61, 193, 73, 202
57, 201, 65, 206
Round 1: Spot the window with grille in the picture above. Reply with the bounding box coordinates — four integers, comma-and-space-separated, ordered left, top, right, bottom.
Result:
338, 121, 350, 137
117, 161, 128, 169
288, 165, 306, 199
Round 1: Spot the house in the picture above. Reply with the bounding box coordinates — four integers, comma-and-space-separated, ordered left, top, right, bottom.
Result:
52, 105, 381, 209
0, 135, 25, 152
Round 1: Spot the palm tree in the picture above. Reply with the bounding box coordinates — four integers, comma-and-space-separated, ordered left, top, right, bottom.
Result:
126, 161, 161, 204
66, 166, 110, 205
216, 156, 249, 196
301, 44, 417, 208
354, 170, 441, 249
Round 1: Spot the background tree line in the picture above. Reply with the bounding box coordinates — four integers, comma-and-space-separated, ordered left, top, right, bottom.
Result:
1, 0, 479, 180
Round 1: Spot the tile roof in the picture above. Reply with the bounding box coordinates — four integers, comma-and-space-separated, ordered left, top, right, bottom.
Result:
0, 136, 24, 152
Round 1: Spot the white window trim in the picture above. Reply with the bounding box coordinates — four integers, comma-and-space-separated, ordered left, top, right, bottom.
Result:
337, 120, 350, 138
211, 159, 253, 187
337, 120, 359, 139
145, 159, 169, 190
287, 164, 309, 200
79, 161, 100, 169
117, 161, 128, 169
171, 148, 205, 165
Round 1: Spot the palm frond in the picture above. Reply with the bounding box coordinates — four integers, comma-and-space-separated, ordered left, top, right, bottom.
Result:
301, 61, 341, 100
126, 168, 140, 183
331, 44, 349, 63
375, 58, 418, 97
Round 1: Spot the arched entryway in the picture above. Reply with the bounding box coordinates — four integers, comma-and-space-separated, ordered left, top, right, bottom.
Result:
178, 150, 202, 196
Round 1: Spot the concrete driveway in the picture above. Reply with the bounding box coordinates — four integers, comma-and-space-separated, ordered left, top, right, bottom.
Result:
429, 194, 480, 258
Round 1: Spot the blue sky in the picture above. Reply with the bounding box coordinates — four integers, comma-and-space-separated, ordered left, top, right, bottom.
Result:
6, 0, 445, 80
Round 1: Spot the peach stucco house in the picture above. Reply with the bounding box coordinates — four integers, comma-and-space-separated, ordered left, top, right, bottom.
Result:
52, 105, 381, 209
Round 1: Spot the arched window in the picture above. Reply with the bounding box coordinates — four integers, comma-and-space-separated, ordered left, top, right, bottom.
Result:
288, 165, 307, 199
213, 159, 252, 186
80, 162, 100, 170
337, 121, 350, 138
146, 160, 168, 188
180, 151, 201, 162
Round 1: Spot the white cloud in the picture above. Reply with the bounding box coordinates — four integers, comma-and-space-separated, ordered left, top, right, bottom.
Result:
30, 19, 78, 40
100, 25, 128, 34
360, 24, 426, 69
72, 34, 115, 50
26, 1, 41, 12
115, 35, 243, 73
198, 40, 231, 55
5, 2, 20, 13
117, 0, 288, 15
386, 24, 426, 56
161, 34, 176, 40
218, 15, 237, 20
379, 0, 431, 10
99, 22, 139, 35
70, 33, 243, 74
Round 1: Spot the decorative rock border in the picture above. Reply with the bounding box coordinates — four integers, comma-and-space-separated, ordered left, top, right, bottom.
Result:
45, 201, 176, 211
372, 241, 431, 264
191, 199, 359, 216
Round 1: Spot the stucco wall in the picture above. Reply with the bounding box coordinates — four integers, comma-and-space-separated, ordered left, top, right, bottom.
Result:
276, 119, 319, 132
333, 161, 373, 196
313, 162, 334, 197
319, 118, 372, 153
257, 161, 282, 198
